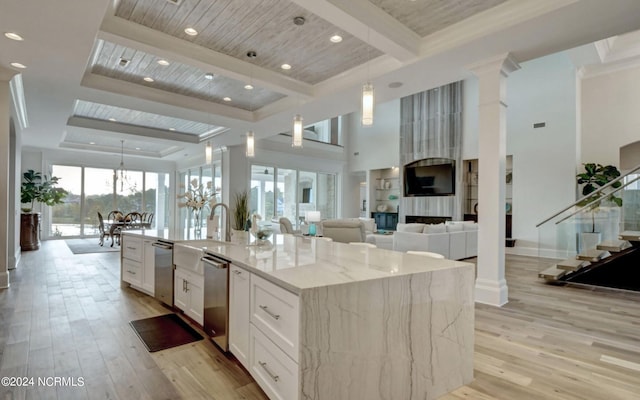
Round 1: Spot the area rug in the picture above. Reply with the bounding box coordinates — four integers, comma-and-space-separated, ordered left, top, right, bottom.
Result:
130, 314, 204, 352
65, 239, 120, 254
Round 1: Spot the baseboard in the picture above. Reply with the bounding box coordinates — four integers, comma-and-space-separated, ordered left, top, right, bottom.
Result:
9, 246, 21, 270
505, 245, 572, 260
0, 270, 9, 288
475, 278, 508, 306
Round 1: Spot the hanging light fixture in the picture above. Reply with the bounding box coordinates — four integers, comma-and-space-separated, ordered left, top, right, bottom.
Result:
205, 141, 213, 164
246, 131, 255, 158
117, 139, 128, 192
362, 27, 374, 127
291, 17, 305, 148
292, 114, 303, 148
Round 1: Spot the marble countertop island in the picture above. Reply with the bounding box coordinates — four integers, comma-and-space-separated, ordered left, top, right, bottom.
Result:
123, 231, 475, 400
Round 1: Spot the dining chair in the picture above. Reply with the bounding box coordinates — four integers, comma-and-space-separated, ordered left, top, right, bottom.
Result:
143, 212, 154, 228
97, 211, 108, 247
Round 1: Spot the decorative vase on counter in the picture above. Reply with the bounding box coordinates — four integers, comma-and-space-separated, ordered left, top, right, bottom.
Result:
192, 208, 203, 238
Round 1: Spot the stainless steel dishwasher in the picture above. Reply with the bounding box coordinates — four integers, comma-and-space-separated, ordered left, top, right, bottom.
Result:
201, 252, 230, 351
152, 239, 174, 307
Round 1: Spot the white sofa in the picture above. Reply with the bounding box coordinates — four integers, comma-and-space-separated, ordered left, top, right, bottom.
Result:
391, 221, 478, 260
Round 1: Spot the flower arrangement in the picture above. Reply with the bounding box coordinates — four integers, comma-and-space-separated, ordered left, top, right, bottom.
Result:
178, 179, 218, 233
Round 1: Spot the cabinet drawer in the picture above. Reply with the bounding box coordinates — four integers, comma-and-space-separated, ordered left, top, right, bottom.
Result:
250, 274, 299, 362
122, 236, 143, 262
249, 324, 298, 400
122, 258, 142, 286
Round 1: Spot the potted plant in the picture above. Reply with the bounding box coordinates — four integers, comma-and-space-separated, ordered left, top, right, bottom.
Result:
576, 163, 622, 250
232, 191, 250, 239
20, 169, 68, 250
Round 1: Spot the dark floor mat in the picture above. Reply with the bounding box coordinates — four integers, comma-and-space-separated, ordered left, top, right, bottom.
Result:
130, 313, 204, 352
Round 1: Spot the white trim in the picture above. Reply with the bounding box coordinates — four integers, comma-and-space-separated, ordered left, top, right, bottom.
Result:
475, 277, 508, 307
581, 56, 640, 79
9, 74, 29, 129
0, 271, 9, 288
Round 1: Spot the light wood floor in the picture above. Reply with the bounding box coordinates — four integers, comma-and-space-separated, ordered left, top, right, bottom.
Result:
2, 241, 640, 399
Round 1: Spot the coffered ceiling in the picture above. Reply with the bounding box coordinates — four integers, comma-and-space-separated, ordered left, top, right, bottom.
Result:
4, 0, 640, 162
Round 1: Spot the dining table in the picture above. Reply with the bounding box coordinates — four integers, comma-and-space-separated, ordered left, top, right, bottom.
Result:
105, 219, 150, 246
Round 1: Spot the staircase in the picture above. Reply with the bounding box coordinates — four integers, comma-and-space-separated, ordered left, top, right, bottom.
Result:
539, 232, 640, 291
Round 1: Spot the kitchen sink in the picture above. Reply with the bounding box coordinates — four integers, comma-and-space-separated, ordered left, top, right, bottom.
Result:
173, 242, 206, 274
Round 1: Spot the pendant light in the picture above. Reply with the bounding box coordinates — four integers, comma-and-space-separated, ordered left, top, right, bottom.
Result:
246, 51, 257, 157
117, 139, 128, 192
205, 141, 212, 164
291, 17, 305, 148
204, 72, 215, 164
292, 114, 303, 147
246, 131, 255, 158
362, 27, 374, 127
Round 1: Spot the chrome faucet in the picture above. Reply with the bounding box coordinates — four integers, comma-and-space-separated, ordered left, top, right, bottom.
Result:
209, 203, 231, 242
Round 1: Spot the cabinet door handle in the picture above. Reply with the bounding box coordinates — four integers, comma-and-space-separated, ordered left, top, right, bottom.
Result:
127, 270, 136, 275
233, 270, 242, 275
259, 305, 280, 320
182, 279, 186, 292
126, 246, 136, 250
258, 361, 279, 382
185, 280, 189, 292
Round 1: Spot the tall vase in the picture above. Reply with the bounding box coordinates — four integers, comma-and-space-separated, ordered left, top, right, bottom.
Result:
192, 208, 203, 238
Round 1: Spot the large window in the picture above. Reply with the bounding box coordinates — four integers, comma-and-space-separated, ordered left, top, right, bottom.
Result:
178, 160, 222, 238
50, 165, 169, 238
250, 164, 336, 227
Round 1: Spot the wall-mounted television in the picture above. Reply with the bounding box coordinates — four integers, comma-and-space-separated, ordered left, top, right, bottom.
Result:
404, 159, 455, 197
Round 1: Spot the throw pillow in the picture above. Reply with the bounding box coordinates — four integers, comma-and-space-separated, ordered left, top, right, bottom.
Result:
446, 223, 463, 233
397, 223, 426, 233
463, 221, 478, 231
423, 223, 446, 234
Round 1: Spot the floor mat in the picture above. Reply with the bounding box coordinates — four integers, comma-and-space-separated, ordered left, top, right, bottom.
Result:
65, 238, 120, 254
130, 314, 204, 352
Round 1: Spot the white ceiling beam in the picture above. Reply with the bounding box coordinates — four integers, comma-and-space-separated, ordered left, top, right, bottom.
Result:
81, 72, 255, 122
290, 0, 419, 62
98, 15, 313, 99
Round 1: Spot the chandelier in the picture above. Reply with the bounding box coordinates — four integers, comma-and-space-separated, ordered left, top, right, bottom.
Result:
116, 139, 129, 192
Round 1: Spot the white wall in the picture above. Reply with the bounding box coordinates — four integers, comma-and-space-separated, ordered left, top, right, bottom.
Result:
347, 99, 400, 172
582, 65, 640, 168
462, 52, 579, 255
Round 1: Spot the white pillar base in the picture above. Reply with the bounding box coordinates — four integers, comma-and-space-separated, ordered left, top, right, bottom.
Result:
0, 270, 9, 288
475, 277, 508, 306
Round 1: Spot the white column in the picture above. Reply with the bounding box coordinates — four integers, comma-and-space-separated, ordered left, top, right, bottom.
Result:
467, 54, 520, 306
0, 67, 18, 288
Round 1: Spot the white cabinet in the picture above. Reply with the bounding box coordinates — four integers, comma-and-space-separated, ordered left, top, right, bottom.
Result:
174, 267, 204, 326
249, 324, 299, 400
142, 240, 155, 295
250, 274, 300, 362
122, 236, 143, 287
228, 266, 300, 400
121, 235, 155, 295
229, 264, 250, 369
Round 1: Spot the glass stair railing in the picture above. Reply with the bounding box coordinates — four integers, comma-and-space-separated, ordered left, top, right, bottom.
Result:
536, 165, 640, 289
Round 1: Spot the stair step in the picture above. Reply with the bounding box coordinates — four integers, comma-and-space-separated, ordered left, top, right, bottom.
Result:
557, 258, 591, 271
539, 266, 568, 281
576, 248, 611, 262
618, 231, 640, 241
597, 240, 632, 253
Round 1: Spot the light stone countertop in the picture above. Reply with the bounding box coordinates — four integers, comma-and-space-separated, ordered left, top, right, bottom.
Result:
178, 233, 474, 294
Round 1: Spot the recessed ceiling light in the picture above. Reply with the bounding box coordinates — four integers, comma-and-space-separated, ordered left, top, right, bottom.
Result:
144, 76, 154, 82
169, 128, 176, 131
244, 84, 254, 90
157, 59, 170, 66
204, 72, 214, 80
4, 32, 24, 41
108, 118, 117, 122
223, 97, 231, 102
10, 62, 26, 69
330, 35, 342, 43
184, 27, 198, 36
281, 64, 291, 70
388, 81, 403, 88
89, 142, 96, 145
135, 147, 141, 150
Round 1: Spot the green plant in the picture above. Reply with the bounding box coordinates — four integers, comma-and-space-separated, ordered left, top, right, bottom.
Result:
232, 191, 250, 231
576, 163, 622, 233
20, 169, 68, 212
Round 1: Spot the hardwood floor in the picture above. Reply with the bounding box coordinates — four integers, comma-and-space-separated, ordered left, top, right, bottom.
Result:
2, 242, 640, 399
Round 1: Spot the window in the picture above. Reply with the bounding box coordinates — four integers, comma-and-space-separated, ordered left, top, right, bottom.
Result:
50, 165, 169, 239
178, 160, 222, 238
250, 164, 337, 228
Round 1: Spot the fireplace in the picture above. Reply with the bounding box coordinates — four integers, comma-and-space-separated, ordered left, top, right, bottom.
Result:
405, 215, 452, 224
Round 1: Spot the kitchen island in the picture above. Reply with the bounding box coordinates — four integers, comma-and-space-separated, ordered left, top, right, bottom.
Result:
121, 231, 474, 400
